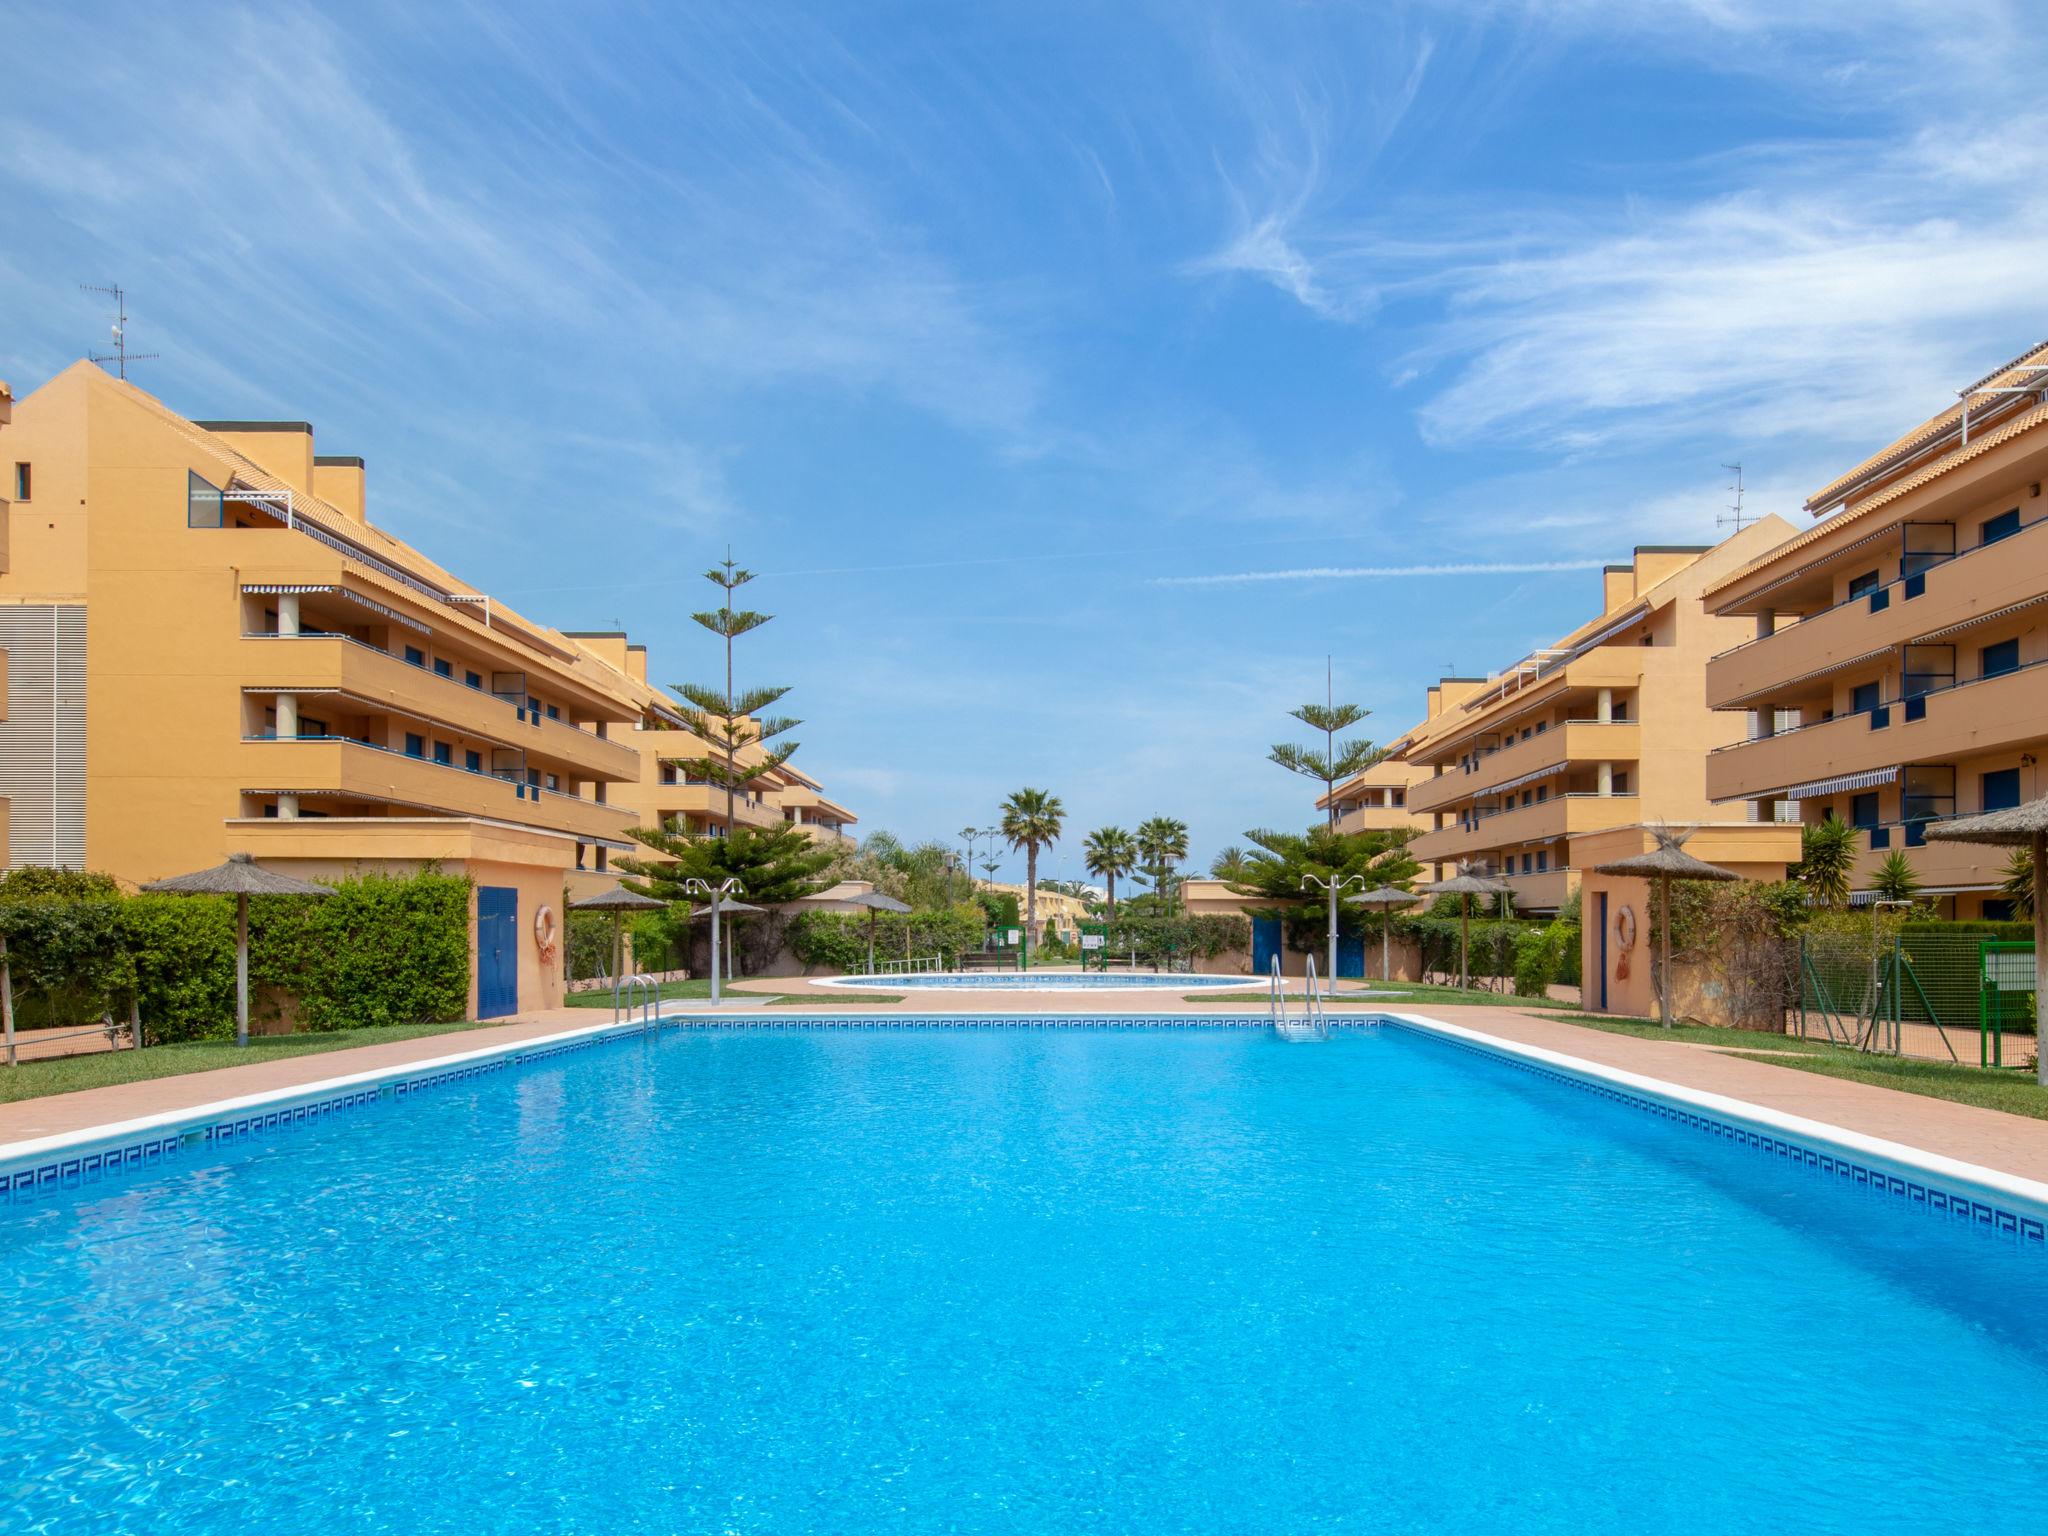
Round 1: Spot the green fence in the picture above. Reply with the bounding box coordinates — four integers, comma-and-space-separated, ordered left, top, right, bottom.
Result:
1798, 926, 2035, 1067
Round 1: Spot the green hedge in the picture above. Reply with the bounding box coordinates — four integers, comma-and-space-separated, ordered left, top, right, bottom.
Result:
1102, 914, 1248, 965
787, 904, 987, 972
0, 866, 471, 1043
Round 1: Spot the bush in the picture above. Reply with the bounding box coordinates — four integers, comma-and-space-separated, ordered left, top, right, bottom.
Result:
1102, 914, 1248, 965
788, 904, 988, 972
121, 894, 236, 1042
1513, 926, 1566, 998
250, 869, 472, 1034
1551, 920, 1582, 987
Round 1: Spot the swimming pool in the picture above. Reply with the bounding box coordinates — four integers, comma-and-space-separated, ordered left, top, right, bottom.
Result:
7, 1021, 2047, 1533
822, 969, 1256, 990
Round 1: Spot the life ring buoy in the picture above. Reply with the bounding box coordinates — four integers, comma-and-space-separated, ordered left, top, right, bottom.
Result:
1613, 904, 1637, 980
534, 903, 558, 964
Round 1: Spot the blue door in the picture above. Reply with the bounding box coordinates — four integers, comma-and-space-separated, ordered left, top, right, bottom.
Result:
477, 885, 519, 1019
1336, 929, 1365, 979
1251, 916, 1282, 977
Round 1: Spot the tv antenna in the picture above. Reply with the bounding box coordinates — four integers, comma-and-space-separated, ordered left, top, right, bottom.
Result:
81, 283, 157, 379
1717, 462, 1751, 532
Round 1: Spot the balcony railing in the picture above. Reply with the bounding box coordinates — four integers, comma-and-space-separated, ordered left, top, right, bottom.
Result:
1714, 650, 2048, 755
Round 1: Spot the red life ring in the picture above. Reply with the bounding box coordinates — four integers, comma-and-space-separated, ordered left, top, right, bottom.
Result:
534, 903, 558, 964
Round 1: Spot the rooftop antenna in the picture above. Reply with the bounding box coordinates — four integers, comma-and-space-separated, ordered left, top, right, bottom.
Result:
1717, 462, 1751, 533
80, 283, 156, 380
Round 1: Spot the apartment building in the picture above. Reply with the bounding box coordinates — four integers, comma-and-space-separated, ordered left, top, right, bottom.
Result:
1701, 340, 2048, 916
0, 377, 12, 865
1317, 735, 1430, 840
563, 631, 858, 871
1402, 523, 1795, 915
0, 362, 649, 1016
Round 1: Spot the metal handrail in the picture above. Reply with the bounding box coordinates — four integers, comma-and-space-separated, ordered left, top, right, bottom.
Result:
874, 954, 943, 975
1304, 957, 1326, 1033
1268, 954, 1284, 1029
613, 971, 660, 1029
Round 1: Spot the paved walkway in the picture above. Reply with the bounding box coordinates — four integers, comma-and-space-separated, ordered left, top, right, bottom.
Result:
5, 993, 2047, 1188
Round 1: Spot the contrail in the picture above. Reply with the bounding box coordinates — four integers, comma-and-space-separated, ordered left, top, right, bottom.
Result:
1154, 559, 1608, 588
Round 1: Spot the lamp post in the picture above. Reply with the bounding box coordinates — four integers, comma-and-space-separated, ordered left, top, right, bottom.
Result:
683, 876, 743, 1003
1301, 871, 1366, 997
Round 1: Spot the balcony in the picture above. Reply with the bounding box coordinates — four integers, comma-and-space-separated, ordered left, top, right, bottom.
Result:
1705, 510, 2048, 707
241, 633, 639, 782
1411, 793, 1640, 865
1409, 719, 1640, 814
240, 735, 635, 843
1850, 834, 2005, 894
1706, 655, 2048, 803
651, 781, 786, 832
1502, 868, 1575, 914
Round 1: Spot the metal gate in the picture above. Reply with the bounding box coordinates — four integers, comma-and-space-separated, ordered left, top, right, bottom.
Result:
476, 886, 519, 1019
1980, 941, 2037, 1069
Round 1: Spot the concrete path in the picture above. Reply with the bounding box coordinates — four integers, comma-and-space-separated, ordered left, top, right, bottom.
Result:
4, 993, 2047, 1189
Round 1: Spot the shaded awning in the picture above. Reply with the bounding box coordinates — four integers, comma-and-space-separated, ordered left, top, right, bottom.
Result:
241, 583, 430, 633
1785, 765, 1898, 800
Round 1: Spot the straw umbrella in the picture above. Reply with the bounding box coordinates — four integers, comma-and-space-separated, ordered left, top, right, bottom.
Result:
142, 853, 333, 1048
1590, 825, 1740, 1028
844, 889, 913, 973
1927, 798, 2048, 1085
569, 885, 666, 991
1347, 885, 1419, 982
1422, 863, 1514, 991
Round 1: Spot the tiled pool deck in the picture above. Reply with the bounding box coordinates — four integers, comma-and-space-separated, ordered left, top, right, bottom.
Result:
3, 982, 2047, 1191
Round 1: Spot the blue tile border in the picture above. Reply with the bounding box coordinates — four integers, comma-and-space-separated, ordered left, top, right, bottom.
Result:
5, 1009, 2044, 1254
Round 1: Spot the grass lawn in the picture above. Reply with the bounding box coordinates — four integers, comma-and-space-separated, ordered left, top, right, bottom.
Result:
0, 1019, 513, 1105
566, 979, 906, 1009
1545, 1012, 2048, 1120
1202, 981, 1576, 1009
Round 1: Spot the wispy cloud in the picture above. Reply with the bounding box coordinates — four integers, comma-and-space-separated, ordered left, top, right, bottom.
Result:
1155, 559, 1608, 587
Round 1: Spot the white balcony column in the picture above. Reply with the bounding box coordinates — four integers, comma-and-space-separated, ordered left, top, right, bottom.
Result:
278, 593, 301, 636
276, 692, 299, 738
277, 793, 300, 820
1596, 687, 1613, 724
1597, 761, 1614, 797
1756, 608, 1775, 640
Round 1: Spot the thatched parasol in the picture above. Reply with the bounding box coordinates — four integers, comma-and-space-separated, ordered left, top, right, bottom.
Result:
1347, 884, 1419, 982
1422, 863, 1514, 991
143, 854, 333, 1047
843, 889, 914, 973
570, 885, 666, 989
1591, 825, 1739, 1028
1927, 797, 2048, 1084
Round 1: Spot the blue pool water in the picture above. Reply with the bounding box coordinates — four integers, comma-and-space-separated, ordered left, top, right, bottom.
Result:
6, 1024, 2047, 1534
829, 970, 1252, 989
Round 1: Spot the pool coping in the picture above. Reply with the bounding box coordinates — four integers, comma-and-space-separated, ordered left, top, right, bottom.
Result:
5, 1009, 2047, 1244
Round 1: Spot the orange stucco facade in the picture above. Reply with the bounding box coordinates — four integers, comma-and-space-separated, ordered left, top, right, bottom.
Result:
0, 362, 664, 1016
1396, 523, 1796, 915
1701, 339, 2048, 916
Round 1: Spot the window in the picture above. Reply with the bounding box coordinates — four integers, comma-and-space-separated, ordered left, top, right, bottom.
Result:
1534, 720, 1547, 734
545, 773, 561, 792
1610, 700, 1629, 721
1851, 680, 1883, 714
1535, 850, 1549, 873
546, 704, 560, 720
404, 646, 425, 668
1850, 792, 1880, 829
465, 750, 483, 773
433, 658, 453, 678
1981, 508, 2021, 546
404, 733, 425, 758
433, 741, 452, 765
1535, 785, 1549, 803
1846, 569, 1880, 599
1611, 771, 1630, 794
661, 763, 677, 785
1982, 899, 2015, 922
11, 463, 28, 501
298, 716, 328, 738
465, 670, 482, 690
1982, 768, 2022, 813
1981, 638, 2020, 679
1521, 853, 1533, 873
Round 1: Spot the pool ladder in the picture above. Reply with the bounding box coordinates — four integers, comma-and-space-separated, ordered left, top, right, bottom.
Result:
1270, 955, 1330, 1041
613, 973, 662, 1030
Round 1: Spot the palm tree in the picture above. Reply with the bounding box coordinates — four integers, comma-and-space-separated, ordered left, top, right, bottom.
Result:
1870, 850, 1921, 904
1795, 814, 1858, 909
2001, 848, 2035, 918
1136, 816, 1189, 912
1083, 827, 1137, 916
1209, 845, 1251, 881
1000, 788, 1065, 963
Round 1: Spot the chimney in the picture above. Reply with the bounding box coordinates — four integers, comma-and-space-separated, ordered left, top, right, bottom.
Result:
628, 644, 648, 684
1601, 564, 1633, 612
313, 456, 365, 521
193, 420, 316, 495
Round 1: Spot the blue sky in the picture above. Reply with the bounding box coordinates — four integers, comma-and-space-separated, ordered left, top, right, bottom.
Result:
5, 1, 2046, 884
